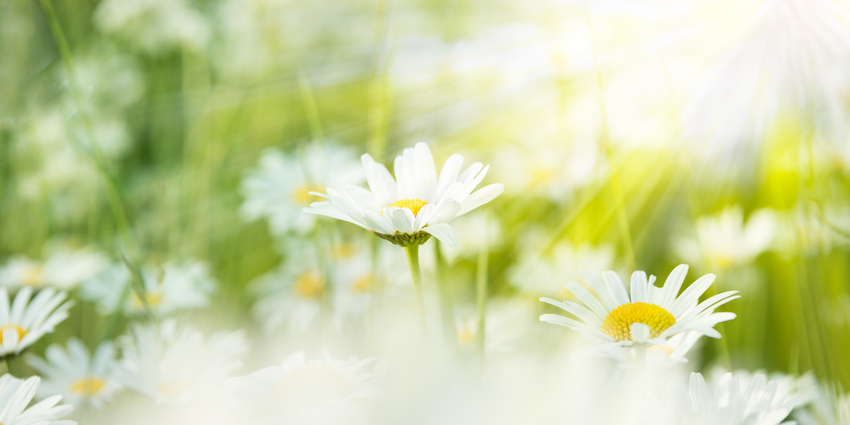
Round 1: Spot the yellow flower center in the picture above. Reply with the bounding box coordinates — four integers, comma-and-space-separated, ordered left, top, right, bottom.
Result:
70, 377, 106, 396
0, 325, 28, 344
275, 364, 352, 408
457, 326, 476, 345
292, 185, 324, 206
709, 251, 735, 269
131, 291, 163, 309
387, 198, 428, 217
352, 274, 373, 293
600, 302, 676, 342
23, 266, 44, 286
330, 243, 356, 260
295, 270, 324, 299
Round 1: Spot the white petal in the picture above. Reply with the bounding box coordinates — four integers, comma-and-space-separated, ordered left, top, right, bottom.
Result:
422, 223, 458, 247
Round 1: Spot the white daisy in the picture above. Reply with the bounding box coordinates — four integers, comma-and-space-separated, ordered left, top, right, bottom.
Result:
0, 247, 107, 290
509, 239, 617, 299
25, 338, 122, 409
113, 320, 247, 404
93, 0, 209, 55
80, 260, 216, 316
0, 287, 72, 357
795, 382, 850, 425
223, 352, 384, 424
673, 205, 778, 270
663, 371, 802, 425
539, 264, 738, 355
241, 142, 363, 236
304, 142, 504, 248
0, 374, 75, 425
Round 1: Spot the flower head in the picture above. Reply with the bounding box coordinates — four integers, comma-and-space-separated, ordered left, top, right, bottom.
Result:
540, 264, 738, 355
25, 338, 123, 409
0, 287, 73, 357
0, 374, 75, 425
305, 142, 504, 247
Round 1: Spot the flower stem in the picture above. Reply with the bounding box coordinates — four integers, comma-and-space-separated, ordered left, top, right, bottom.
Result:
434, 242, 457, 349
5, 357, 16, 377
405, 245, 427, 334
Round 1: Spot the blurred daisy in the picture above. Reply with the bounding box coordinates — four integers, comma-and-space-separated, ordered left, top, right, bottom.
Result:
540, 264, 738, 354
509, 239, 616, 299
0, 247, 107, 290
81, 260, 216, 316
0, 374, 75, 425
224, 352, 384, 424
93, 0, 209, 55
25, 338, 122, 409
241, 142, 363, 236
673, 206, 777, 270
113, 321, 247, 404
0, 287, 72, 357
795, 382, 850, 425
305, 142, 504, 248
454, 300, 531, 353
663, 371, 802, 425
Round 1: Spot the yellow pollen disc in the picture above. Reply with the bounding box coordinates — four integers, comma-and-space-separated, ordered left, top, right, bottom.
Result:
600, 302, 676, 342
0, 325, 28, 344
352, 274, 373, 293
131, 292, 163, 309
70, 377, 106, 396
457, 326, 476, 345
292, 185, 324, 206
275, 364, 352, 408
23, 266, 44, 286
710, 251, 735, 269
387, 198, 428, 217
295, 270, 324, 299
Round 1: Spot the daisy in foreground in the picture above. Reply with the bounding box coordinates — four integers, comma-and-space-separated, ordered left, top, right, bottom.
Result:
223, 352, 384, 424
0, 287, 73, 357
0, 374, 75, 425
25, 338, 122, 409
304, 142, 504, 330
539, 264, 738, 360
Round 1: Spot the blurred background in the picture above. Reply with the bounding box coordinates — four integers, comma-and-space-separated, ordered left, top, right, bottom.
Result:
2, 0, 850, 410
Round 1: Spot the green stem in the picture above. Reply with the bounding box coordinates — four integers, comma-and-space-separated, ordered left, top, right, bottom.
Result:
5, 357, 16, 377
434, 242, 457, 349
475, 220, 490, 359
404, 245, 427, 334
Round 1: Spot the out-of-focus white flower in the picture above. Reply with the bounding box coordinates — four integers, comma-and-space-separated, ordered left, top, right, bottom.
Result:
250, 250, 326, 334
223, 352, 384, 425
778, 202, 850, 257
441, 213, 504, 264
540, 264, 738, 356
0, 374, 75, 425
662, 370, 802, 425
241, 142, 363, 236
113, 320, 247, 404
0, 247, 107, 290
305, 143, 504, 248
93, 0, 209, 54
454, 300, 532, 353
25, 338, 123, 409
795, 381, 850, 425
81, 260, 216, 316
682, 0, 850, 152
673, 205, 777, 270
0, 287, 72, 357
509, 239, 617, 299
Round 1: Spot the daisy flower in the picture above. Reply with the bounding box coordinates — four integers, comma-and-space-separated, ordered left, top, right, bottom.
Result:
80, 260, 216, 316
539, 264, 738, 356
304, 142, 504, 248
223, 352, 384, 424
673, 206, 777, 270
0, 287, 73, 357
795, 382, 850, 425
241, 142, 363, 236
663, 371, 802, 425
0, 247, 107, 290
25, 338, 122, 409
0, 374, 75, 425
113, 320, 247, 404
509, 238, 617, 299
